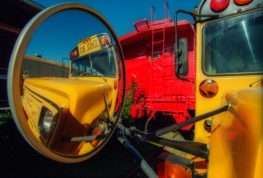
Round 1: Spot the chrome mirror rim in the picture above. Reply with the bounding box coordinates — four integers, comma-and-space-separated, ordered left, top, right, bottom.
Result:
7, 2, 125, 163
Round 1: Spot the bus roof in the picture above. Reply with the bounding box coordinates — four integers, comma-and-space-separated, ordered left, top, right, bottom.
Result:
197, 0, 263, 21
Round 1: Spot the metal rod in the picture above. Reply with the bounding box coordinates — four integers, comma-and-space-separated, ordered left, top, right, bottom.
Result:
118, 137, 158, 178
147, 105, 229, 139
0, 107, 10, 110
70, 134, 109, 142
0, 75, 7, 80
152, 137, 208, 159
0, 23, 20, 34
118, 105, 229, 141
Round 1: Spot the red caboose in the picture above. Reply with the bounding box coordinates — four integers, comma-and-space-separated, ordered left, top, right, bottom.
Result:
119, 14, 196, 131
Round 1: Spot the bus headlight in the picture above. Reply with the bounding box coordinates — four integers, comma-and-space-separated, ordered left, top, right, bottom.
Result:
38, 107, 56, 142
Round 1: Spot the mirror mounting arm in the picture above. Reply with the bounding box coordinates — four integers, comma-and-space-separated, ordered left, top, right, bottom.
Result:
117, 136, 158, 178
118, 105, 229, 141
174, 10, 194, 80
174, 10, 194, 53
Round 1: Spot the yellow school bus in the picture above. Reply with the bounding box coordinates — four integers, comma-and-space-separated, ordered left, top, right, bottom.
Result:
193, 0, 263, 177
22, 33, 119, 158
159, 0, 262, 177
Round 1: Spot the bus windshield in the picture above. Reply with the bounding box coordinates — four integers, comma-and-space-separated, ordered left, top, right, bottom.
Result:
203, 10, 263, 75
71, 48, 116, 77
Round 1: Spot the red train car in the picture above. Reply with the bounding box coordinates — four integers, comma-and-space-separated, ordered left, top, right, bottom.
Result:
119, 17, 195, 131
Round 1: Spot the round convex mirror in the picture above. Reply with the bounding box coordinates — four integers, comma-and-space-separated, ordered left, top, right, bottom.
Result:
8, 3, 125, 163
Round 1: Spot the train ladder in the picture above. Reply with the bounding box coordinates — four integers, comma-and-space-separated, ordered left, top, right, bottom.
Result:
150, 2, 171, 96
151, 27, 165, 58
150, 5, 163, 57
151, 1, 170, 57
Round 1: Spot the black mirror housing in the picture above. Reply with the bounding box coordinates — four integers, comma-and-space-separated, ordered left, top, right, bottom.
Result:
175, 38, 188, 77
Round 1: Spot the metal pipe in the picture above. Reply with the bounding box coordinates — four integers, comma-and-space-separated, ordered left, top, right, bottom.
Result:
147, 104, 229, 139
70, 134, 109, 142
0, 107, 10, 110
118, 137, 158, 178
118, 105, 229, 141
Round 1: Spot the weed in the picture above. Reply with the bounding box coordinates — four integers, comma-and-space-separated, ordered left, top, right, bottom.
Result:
121, 80, 137, 125
0, 110, 12, 127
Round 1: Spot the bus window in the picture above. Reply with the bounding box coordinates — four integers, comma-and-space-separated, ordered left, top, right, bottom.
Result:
90, 48, 116, 76
203, 10, 263, 75
71, 46, 116, 77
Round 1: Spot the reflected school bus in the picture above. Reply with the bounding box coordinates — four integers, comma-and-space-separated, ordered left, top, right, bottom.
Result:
22, 33, 119, 157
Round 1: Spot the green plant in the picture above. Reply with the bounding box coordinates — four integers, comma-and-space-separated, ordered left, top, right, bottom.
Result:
121, 80, 137, 124
0, 110, 12, 127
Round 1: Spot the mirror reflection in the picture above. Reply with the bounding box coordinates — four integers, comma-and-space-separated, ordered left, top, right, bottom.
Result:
20, 10, 122, 157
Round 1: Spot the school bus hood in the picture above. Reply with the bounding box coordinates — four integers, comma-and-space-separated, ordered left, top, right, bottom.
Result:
208, 87, 262, 178
23, 77, 113, 124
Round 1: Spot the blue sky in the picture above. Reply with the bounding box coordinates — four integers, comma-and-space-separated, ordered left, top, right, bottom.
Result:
26, 0, 200, 62
26, 9, 112, 61
34, 0, 200, 37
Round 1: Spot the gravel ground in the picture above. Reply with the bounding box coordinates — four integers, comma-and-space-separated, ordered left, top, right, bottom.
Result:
0, 120, 162, 178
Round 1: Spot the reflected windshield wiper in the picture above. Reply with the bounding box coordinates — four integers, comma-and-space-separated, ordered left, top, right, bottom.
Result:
78, 71, 107, 82
79, 71, 93, 77
249, 79, 263, 87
